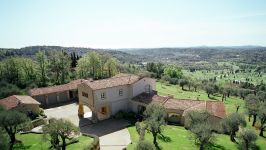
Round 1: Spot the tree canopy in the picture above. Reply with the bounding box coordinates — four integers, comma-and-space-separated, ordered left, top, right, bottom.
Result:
42, 118, 80, 150
163, 64, 183, 79
186, 111, 214, 150
143, 104, 167, 147
0, 110, 30, 149
221, 113, 246, 142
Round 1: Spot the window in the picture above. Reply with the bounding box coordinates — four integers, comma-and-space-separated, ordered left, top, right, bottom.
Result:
119, 89, 123, 96
101, 107, 107, 115
101, 92, 106, 100
82, 92, 88, 98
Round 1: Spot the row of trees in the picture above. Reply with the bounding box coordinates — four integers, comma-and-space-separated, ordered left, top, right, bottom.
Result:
0, 50, 121, 99
76, 51, 118, 79
0, 50, 120, 88
0, 51, 72, 88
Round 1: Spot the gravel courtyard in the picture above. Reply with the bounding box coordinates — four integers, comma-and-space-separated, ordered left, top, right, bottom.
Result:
44, 103, 131, 150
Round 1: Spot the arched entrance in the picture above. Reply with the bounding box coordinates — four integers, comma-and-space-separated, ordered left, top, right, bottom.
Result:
78, 104, 97, 123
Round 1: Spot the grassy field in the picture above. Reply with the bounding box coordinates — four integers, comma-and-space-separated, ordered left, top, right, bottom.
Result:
127, 82, 266, 150
182, 63, 266, 86
14, 133, 93, 150
127, 125, 266, 150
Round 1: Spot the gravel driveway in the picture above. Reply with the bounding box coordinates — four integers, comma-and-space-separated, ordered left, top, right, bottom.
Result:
44, 103, 91, 126
44, 103, 131, 150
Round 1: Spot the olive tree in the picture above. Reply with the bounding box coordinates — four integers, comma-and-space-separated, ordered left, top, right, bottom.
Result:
239, 128, 257, 150
221, 113, 246, 142
186, 111, 214, 150
0, 129, 9, 150
179, 79, 189, 90
0, 110, 30, 149
204, 83, 219, 98
258, 102, 266, 137
143, 104, 167, 147
245, 94, 260, 126
135, 121, 146, 141
43, 118, 80, 150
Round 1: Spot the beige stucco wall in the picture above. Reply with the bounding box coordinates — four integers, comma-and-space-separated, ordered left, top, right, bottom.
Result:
94, 85, 130, 105
131, 78, 156, 98
78, 83, 94, 108
96, 104, 111, 120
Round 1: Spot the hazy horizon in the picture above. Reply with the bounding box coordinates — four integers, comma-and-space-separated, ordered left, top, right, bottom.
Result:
1, 0, 266, 48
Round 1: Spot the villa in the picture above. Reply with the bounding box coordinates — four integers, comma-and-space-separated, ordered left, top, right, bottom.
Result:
77, 74, 226, 129
78, 74, 156, 122
0, 73, 226, 129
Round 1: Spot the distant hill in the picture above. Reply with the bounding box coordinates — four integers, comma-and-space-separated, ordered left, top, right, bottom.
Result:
0, 46, 151, 64
1, 46, 266, 67
120, 46, 266, 65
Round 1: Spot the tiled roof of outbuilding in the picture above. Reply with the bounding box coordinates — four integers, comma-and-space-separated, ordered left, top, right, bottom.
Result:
30, 79, 83, 96
0, 95, 40, 110
131, 93, 226, 118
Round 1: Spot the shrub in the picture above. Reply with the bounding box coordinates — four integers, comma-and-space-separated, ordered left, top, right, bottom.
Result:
135, 140, 156, 150
114, 111, 124, 119
114, 111, 136, 120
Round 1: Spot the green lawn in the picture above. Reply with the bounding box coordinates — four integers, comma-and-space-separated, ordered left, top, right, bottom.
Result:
127, 125, 266, 150
126, 82, 266, 150
14, 133, 93, 150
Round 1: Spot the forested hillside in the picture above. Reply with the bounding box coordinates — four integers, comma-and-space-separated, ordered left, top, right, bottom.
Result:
0, 46, 151, 64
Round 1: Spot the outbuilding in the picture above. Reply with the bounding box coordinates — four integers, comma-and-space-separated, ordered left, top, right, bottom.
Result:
30, 79, 83, 108
0, 95, 40, 114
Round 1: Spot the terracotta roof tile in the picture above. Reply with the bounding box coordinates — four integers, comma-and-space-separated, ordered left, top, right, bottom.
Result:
83, 74, 141, 90
0, 95, 40, 110
131, 93, 226, 118
30, 79, 83, 96
164, 99, 204, 110
206, 101, 226, 118
131, 92, 168, 105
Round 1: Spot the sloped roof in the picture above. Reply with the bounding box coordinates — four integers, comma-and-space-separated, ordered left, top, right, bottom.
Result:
131, 93, 226, 118
206, 101, 226, 118
131, 92, 169, 105
30, 79, 83, 96
164, 99, 204, 110
83, 74, 141, 90
0, 95, 40, 110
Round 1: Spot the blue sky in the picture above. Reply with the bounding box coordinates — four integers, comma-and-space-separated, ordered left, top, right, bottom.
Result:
0, 0, 266, 48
